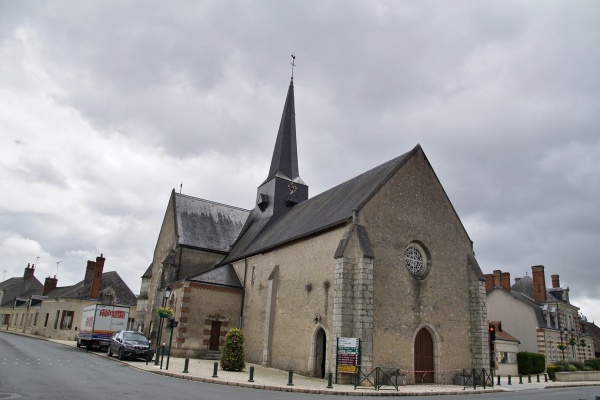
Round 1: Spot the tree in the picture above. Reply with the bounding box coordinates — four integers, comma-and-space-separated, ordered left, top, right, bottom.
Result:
221, 328, 245, 371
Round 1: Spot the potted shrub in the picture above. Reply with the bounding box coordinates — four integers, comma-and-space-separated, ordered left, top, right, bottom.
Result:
156, 307, 174, 319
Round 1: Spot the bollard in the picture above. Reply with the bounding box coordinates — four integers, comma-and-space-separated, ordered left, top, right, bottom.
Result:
544, 373, 548, 382
287, 370, 294, 386
519, 374, 523, 384
212, 362, 218, 378
497, 375, 501, 386
154, 347, 160, 366
248, 366, 255, 382
160, 345, 165, 369
536, 373, 540, 383
508, 375, 512, 385
327, 372, 333, 389
146, 347, 150, 366
183, 358, 189, 374
527, 374, 531, 383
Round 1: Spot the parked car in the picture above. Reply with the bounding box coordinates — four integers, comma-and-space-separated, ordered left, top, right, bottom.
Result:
107, 330, 154, 361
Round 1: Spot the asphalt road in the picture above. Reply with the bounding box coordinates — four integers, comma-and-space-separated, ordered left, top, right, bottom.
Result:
1, 332, 598, 400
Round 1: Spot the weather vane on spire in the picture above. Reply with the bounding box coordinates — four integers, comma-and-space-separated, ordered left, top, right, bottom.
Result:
290, 54, 296, 80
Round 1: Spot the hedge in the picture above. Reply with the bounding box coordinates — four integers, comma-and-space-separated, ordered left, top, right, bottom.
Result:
517, 352, 546, 375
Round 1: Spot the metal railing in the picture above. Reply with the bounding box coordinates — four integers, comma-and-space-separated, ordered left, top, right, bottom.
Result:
354, 365, 404, 391
460, 368, 494, 390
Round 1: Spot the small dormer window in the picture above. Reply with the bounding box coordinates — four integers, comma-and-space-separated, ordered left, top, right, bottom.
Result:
257, 193, 268, 211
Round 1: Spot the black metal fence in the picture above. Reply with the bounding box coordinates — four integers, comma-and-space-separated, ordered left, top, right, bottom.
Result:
354, 365, 404, 391
460, 368, 494, 390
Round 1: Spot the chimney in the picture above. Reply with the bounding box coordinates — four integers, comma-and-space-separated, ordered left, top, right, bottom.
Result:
501, 272, 511, 292
484, 274, 494, 292
23, 263, 35, 280
531, 265, 547, 303
43, 276, 58, 295
493, 270, 501, 287
551, 274, 560, 288
84, 260, 96, 284
89, 254, 105, 299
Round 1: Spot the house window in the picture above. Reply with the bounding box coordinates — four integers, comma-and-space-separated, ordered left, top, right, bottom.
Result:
60, 311, 74, 330
404, 242, 431, 279
44, 313, 49, 328
53, 310, 60, 329
33, 313, 39, 327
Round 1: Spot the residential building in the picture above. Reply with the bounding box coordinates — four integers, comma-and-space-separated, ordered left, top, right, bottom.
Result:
486, 266, 595, 366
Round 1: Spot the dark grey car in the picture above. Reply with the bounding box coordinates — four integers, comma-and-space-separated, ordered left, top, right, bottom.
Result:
107, 330, 154, 361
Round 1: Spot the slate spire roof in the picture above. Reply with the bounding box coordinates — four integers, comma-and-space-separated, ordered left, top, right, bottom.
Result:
264, 79, 304, 185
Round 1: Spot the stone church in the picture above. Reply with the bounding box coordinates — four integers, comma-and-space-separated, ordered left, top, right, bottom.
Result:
137, 78, 489, 383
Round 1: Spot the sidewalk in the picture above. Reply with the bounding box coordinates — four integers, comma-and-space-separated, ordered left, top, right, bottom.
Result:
34, 335, 600, 396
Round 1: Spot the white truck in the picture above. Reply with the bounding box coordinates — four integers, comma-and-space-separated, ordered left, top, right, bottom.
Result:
76, 304, 130, 350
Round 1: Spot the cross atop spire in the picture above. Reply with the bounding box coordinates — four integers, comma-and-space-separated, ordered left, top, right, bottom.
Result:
290, 54, 296, 80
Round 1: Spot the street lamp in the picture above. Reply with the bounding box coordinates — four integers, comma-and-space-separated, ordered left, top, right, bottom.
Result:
155, 287, 172, 350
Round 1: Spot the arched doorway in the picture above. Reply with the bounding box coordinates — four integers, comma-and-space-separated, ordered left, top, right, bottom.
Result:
414, 328, 434, 383
314, 328, 327, 378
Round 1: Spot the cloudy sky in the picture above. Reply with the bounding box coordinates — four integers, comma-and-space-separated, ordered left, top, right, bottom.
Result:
1, 1, 599, 322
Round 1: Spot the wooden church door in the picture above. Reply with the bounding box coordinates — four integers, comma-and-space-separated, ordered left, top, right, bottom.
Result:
414, 328, 434, 383
209, 321, 221, 350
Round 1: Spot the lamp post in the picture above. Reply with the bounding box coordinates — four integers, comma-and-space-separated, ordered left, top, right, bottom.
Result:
155, 287, 171, 350
165, 318, 178, 370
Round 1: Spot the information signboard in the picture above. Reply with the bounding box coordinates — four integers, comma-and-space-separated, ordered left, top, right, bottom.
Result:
336, 337, 360, 374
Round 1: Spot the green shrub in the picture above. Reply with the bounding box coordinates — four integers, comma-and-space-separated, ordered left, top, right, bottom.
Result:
567, 364, 578, 372
517, 352, 546, 375
570, 361, 584, 371
585, 358, 600, 370
584, 359, 600, 370
546, 365, 558, 381
583, 366, 593, 371
220, 328, 245, 371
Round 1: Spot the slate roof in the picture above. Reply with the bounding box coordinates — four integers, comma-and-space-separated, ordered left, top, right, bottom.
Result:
511, 276, 562, 303
489, 321, 520, 342
174, 193, 250, 253
141, 263, 153, 279
0, 277, 22, 291
221, 146, 418, 264
45, 271, 137, 306
187, 264, 242, 289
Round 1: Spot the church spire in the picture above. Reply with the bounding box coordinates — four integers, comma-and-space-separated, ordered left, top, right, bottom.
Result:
264, 78, 303, 184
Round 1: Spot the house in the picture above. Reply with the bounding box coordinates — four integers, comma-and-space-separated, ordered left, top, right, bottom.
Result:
586, 322, 600, 358
15, 254, 138, 341
486, 266, 595, 366
140, 78, 489, 383
489, 321, 520, 376
0, 264, 43, 329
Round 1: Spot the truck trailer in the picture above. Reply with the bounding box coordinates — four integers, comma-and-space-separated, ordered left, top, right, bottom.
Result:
76, 304, 130, 350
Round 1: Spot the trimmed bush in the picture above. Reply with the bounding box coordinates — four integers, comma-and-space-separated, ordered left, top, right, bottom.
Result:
583, 366, 593, 371
517, 352, 546, 375
570, 361, 584, 371
567, 364, 578, 372
546, 365, 558, 381
584, 358, 600, 370
220, 328, 246, 371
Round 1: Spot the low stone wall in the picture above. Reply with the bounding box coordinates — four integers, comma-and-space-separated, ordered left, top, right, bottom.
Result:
555, 371, 600, 382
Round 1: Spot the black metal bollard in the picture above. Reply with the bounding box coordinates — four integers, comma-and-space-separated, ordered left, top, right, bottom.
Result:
544, 373, 548, 382
327, 372, 333, 389
508, 375, 512, 385
183, 358, 189, 373
497, 375, 501, 385
212, 362, 218, 378
154, 347, 160, 366
527, 374, 531, 383
519, 374, 523, 384
248, 366, 255, 382
536, 373, 540, 383
287, 370, 294, 386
